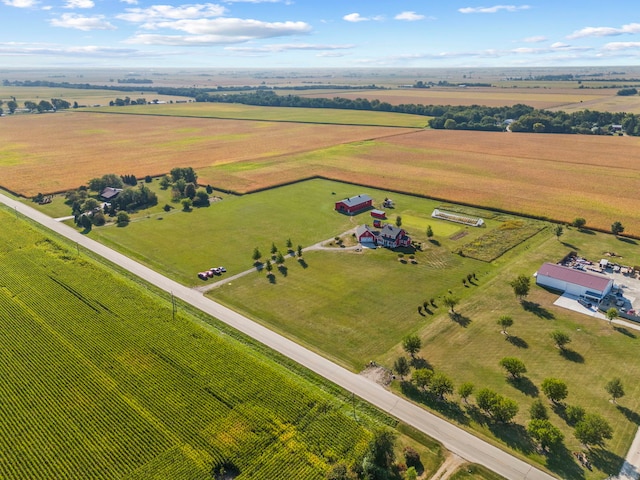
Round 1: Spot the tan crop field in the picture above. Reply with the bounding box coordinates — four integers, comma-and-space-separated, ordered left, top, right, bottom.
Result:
296, 86, 613, 110
3, 110, 640, 236
195, 129, 640, 236
0, 112, 410, 195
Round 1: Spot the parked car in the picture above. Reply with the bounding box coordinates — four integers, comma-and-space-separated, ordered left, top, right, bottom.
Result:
198, 272, 208, 280
218, 266, 226, 273
577, 297, 592, 308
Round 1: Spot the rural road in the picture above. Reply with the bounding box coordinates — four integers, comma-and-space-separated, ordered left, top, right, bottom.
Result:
1, 193, 556, 480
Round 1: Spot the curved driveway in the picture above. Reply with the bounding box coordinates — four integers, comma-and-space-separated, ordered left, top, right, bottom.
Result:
1, 193, 556, 480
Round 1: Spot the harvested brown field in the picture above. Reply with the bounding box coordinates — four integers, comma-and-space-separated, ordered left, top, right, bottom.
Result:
0, 112, 410, 196
297, 87, 612, 110
196, 129, 640, 236
4, 111, 640, 236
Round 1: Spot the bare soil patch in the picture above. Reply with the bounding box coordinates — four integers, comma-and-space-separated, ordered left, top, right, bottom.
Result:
359, 365, 393, 386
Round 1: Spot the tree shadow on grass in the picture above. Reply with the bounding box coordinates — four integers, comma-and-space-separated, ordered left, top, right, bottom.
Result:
545, 445, 586, 480
617, 237, 638, 245
507, 376, 539, 397
561, 241, 580, 250
587, 448, 626, 476
618, 405, 640, 425
277, 265, 288, 277
487, 422, 535, 455
428, 239, 440, 247
400, 382, 469, 425
297, 258, 308, 269
614, 326, 636, 338
449, 312, 471, 327
560, 348, 585, 363
267, 273, 276, 284
410, 357, 432, 370
522, 300, 555, 320
506, 335, 529, 349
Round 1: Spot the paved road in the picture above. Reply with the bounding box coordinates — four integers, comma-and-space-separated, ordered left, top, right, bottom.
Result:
2, 193, 556, 480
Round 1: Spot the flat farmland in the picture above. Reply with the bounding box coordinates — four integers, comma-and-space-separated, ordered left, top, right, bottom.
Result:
0, 112, 411, 196
0, 86, 190, 107
194, 129, 640, 236
295, 87, 611, 110
81, 102, 429, 127
0, 207, 388, 480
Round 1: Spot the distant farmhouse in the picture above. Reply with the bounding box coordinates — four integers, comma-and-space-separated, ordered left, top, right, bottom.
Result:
356, 223, 411, 249
335, 194, 373, 215
100, 187, 123, 201
535, 262, 613, 303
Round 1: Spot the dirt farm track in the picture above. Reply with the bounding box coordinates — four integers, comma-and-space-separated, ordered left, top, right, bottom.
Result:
2, 111, 640, 236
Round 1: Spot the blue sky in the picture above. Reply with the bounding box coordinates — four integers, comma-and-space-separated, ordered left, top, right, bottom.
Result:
1, 0, 639, 68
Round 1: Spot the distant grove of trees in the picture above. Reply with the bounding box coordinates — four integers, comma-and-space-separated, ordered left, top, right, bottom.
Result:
4, 78, 640, 136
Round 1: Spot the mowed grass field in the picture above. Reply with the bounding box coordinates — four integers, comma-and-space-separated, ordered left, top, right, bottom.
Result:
0, 207, 394, 480
81, 102, 430, 127
209, 189, 640, 479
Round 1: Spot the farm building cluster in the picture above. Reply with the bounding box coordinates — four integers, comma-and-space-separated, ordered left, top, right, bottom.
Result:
335, 194, 410, 249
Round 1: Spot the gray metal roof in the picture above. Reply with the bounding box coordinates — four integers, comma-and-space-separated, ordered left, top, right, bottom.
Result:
339, 194, 372, 207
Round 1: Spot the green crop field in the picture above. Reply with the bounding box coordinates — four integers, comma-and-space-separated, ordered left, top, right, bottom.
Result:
0, 206, 412, 480
80, 102, 430, 127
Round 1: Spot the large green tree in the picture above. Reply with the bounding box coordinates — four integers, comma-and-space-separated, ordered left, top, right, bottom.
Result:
550, 330, 571, 350
394, 356, 410, 380
605, 378, 625, 404
510, 274, 531, 301
402, 334, 421, 358
497, 315, 513, 336
528, 419, 564, 452
499, 357, 527, 379
574, 413, 613, 448
611, 221, 625, 236
541, 378, 568, 404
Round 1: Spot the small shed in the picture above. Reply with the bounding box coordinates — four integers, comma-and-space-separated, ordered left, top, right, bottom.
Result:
370, 209, 386, 220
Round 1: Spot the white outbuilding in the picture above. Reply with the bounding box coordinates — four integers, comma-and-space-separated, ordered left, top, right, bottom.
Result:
536, 262, 613, 302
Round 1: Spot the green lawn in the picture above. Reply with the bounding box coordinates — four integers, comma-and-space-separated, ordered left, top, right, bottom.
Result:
66, 178, 640, 479
87, 179, 476, 286
3, 206, 447, 479
80, 102, 430, 128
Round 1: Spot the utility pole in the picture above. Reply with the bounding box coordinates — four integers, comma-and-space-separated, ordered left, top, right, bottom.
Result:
171, 292, 176, 321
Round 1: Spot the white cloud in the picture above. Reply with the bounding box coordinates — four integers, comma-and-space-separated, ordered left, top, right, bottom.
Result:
602, 41, 640, 51
120, 0, 138, 4
117, 4, 227, 23
64, 0, 94, 8
50, 13, 116, 31
0, 43, 145, 58
2, 0, 38, 7
523, 35, 546, 43
458, 5, 530, 14
125, 18, 311, 45
343, 13, 367, 23
395, 11, 424, 21
343, 13, 383, 23
226, 43, 354, 53
568, 23, 640, 39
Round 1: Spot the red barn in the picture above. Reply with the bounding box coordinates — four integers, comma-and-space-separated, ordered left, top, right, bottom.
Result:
335, 194, 373, 215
